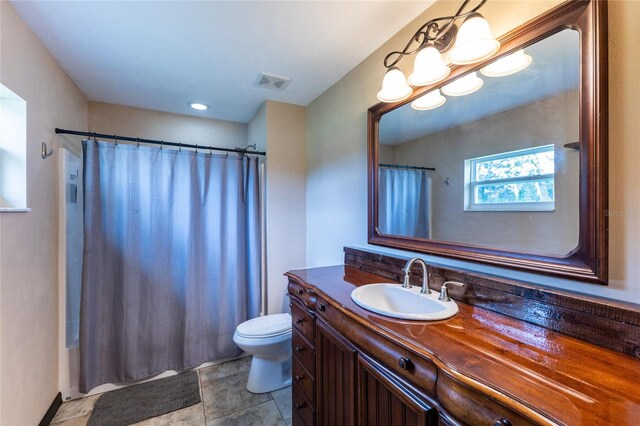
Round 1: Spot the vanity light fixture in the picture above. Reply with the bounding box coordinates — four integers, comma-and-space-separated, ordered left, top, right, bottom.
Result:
411, 89, 447, 111
189, 102, 210, 111
377, 0, 500, 103
447, 12, 500, 65
480, 49, 533, 77
408, 45, 450, 86
377, 67, 413, 103
441, 72, 484, 96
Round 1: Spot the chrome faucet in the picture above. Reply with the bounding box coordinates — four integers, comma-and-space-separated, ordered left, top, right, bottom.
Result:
402, 257, 431, 294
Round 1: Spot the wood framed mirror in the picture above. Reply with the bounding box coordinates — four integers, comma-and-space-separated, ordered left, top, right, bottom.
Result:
368, 0, 608, 284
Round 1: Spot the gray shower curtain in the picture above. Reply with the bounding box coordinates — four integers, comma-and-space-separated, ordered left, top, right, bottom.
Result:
79, 140, 261, 392
379, 167, 432, 239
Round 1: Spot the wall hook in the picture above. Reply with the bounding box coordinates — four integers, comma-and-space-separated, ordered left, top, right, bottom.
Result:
41, 142, 53, 159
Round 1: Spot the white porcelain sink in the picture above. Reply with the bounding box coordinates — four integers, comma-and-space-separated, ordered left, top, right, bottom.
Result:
351, 283, 458, 321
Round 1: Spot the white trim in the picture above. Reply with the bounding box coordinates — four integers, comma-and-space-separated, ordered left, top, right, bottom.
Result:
0, 207, 31, 212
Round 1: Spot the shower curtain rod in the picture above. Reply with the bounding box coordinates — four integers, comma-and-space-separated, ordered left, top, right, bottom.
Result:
55, 128, 266, 156
379, 163, 435, 171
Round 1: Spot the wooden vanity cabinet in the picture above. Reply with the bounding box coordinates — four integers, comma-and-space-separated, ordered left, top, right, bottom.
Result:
286, 266, 640, 426
290, 297, 317, 425
289, 283, 439, 426
315, 319, 357, 425
358, 353, 438, 426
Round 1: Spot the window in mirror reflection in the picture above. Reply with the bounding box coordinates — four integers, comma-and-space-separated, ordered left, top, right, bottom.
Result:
465, 145, 555, 212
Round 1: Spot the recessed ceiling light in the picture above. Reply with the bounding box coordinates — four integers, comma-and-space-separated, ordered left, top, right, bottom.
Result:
189, 102, 210, 111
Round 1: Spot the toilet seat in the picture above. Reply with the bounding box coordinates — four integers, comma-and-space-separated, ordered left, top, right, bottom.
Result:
235, 313, 292, 339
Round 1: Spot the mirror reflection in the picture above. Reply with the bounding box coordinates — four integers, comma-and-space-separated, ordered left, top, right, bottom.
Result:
378, 29, 580, 256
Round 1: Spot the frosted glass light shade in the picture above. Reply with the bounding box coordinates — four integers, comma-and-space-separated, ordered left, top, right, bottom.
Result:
377, 67, 413, 103
408, 45, 451, 86
481, 49, 533, 77
411, 89, 446, 111
441, 72, 484, 96
448, 14, 500, 65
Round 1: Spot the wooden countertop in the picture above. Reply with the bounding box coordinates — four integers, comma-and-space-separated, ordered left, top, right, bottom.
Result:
286, 265, 640, 426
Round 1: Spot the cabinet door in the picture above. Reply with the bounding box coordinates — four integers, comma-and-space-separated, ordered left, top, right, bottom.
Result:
358, 354, 438, 426
316, 319, 357, 426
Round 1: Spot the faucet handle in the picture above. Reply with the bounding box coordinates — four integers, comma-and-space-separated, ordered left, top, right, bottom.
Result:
438, 281, 464, 302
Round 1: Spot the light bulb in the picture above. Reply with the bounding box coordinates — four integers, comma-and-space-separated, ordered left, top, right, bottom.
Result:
481, 49, 533, 77
448, 13, 500, 65
377, 67, 413, 103
408, 45, 451, 87
189, 102, 210, 110
411, 89, 446, 111
441, 72, 484, 96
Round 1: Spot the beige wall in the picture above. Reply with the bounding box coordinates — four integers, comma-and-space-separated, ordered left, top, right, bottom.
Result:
306, 0, 640, 301
387, 91, 579, 254
89, 102, 247, 149
253, 101, 307, 314
0, 1, 88, 424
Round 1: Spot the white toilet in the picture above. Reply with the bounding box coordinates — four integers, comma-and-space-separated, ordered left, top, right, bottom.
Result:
233, 313, 292, 393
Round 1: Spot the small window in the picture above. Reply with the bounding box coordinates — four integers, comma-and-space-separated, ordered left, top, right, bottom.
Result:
0, 83, 28, 211
464, 145, 555, 212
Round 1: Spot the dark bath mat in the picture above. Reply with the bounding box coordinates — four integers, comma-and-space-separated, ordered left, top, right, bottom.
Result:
87, 371, 200, 426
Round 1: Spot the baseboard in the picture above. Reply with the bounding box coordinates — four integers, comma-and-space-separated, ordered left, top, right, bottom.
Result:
38, 392, 62, 426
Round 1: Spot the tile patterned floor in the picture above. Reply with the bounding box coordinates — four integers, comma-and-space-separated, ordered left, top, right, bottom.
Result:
51, 357, 292, 426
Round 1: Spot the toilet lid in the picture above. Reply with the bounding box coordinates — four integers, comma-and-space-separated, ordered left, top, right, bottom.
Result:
236, 313, 292, 338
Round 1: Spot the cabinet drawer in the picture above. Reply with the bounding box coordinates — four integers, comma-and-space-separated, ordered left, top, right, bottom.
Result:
293, 356, 315, 405
293, 329, 315, 376
293, 382, 315, 426
288, 279, 316, 308
315, 296, 437, 396
436, 372, 539, 426
292, 301, 315, 342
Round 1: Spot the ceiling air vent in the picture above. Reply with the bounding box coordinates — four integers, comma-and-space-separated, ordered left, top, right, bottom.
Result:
253, 73, 291, 91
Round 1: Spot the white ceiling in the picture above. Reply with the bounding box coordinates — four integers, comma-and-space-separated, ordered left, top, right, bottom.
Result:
11, 0, 433, 123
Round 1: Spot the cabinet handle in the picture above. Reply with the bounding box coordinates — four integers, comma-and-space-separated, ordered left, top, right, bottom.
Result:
494, 419, 513, 426
398, 357, 412, 370
296, 318, 304, 325
318, 303, 326, 312
295, 403, 305, 410
295, 346, 304, 354
296, 288, 303, 295
295, 374, 304, 382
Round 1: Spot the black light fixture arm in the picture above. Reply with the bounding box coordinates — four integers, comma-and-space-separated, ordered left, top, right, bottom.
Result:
383, 0, 487, 69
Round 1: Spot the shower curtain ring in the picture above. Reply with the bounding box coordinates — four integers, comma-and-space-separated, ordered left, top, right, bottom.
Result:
136, 138, 140, 148
179, 142, 182, 152
209, 146, 212, 155
195, 144, 198, 153
160, 140, 163, 150
114, 135, 118, 146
